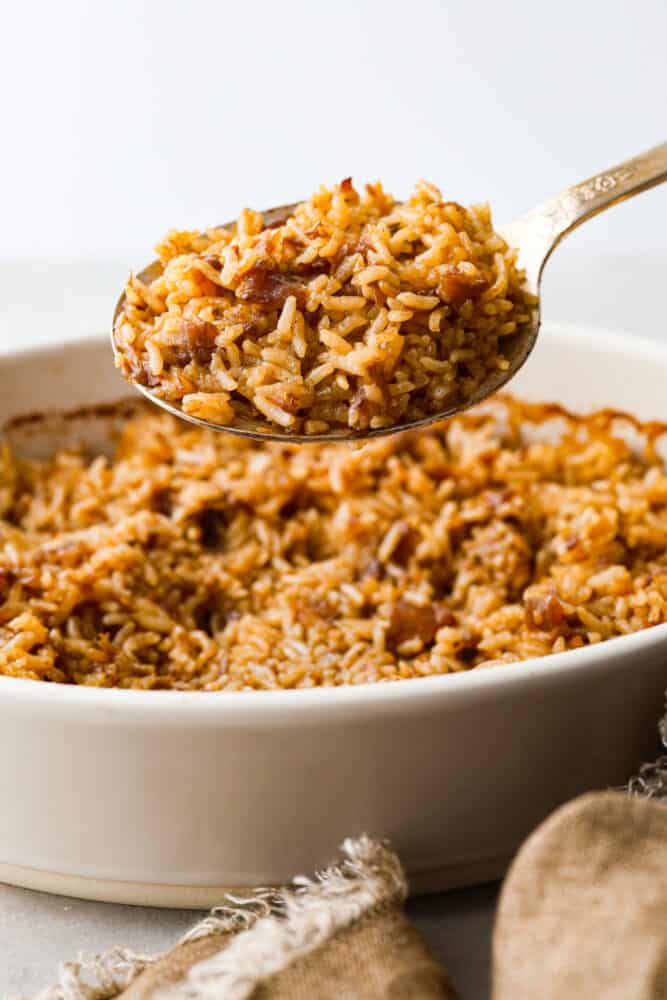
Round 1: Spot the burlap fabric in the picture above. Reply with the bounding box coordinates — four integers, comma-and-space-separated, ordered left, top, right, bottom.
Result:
493, 792, 667, 999
120, 907, 456, 999
33, 837, 456, 1000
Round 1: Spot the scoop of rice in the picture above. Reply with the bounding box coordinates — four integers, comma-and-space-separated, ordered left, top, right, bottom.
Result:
114, 179, 536, 433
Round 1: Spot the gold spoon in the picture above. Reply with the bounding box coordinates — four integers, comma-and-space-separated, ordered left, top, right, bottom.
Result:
112, 142, 667, 443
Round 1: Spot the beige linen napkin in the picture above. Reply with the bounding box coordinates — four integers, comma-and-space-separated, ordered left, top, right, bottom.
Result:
120, 906, 455, 1000
35, 837, 456, 1000
492, 791, 667, 999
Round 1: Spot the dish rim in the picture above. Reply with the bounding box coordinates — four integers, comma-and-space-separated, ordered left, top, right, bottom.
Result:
2, 321, 667, 717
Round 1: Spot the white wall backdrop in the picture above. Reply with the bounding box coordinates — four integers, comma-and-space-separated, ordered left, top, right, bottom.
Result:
0, 0, 665, 261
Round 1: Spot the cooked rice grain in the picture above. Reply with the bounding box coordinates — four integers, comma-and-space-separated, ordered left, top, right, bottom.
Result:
1, 398, 666, 690
114, 179, 536, 433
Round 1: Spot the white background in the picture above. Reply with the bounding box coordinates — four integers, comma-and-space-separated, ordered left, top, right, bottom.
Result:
0, 0, 665, 262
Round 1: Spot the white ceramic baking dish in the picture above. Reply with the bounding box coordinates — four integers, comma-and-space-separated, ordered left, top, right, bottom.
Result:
1, 323, 666, 907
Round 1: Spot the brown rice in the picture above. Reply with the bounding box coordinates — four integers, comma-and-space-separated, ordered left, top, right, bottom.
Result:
1, 397, 666, 690
114, 179, 536, 433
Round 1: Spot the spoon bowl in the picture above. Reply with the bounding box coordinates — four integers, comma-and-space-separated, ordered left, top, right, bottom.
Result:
112, 143, 667, 442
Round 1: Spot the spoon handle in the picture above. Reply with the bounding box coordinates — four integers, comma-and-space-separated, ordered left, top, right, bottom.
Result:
504, 142, 667, 282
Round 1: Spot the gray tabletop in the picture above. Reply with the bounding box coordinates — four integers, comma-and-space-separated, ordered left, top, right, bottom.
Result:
1, 253, 664, 998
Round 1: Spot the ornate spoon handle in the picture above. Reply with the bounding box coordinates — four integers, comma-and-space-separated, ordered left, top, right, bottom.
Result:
501, 142, 667, 283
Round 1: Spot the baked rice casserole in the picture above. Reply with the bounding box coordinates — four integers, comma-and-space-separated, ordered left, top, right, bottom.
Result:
113, 179, 536, 434
1, 397, 666, 690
